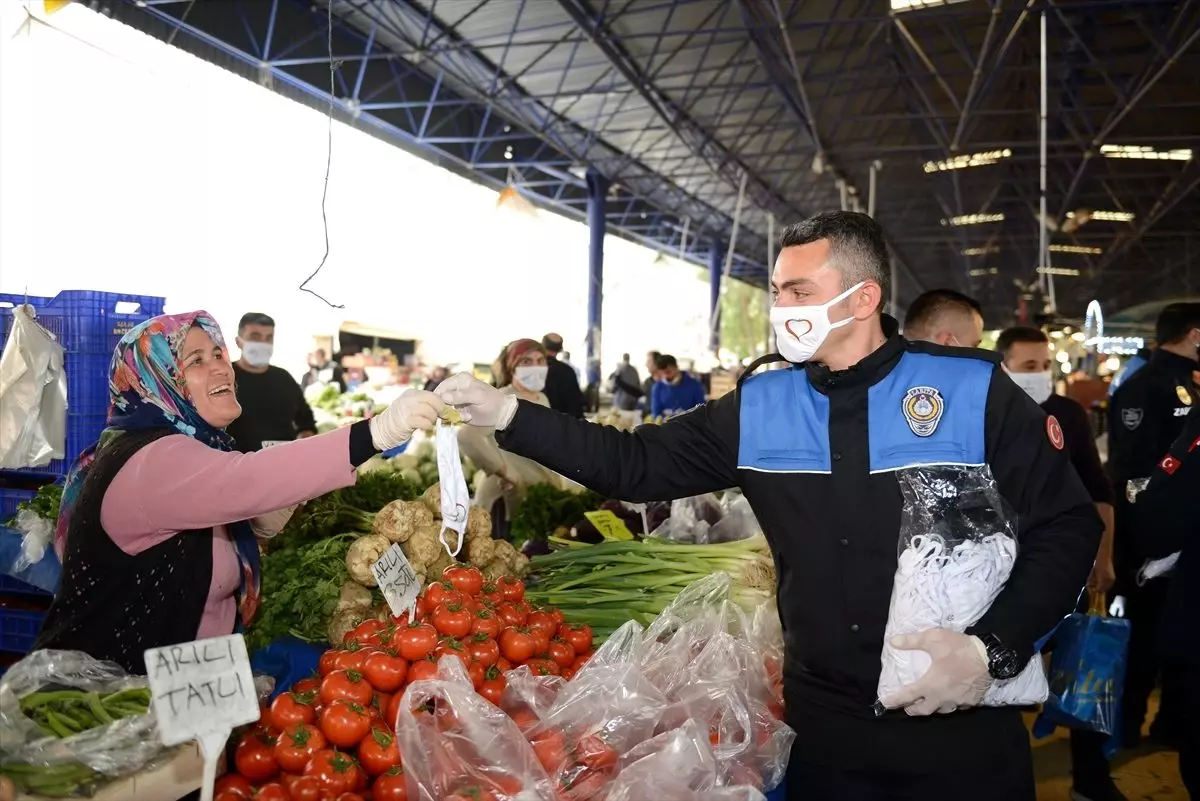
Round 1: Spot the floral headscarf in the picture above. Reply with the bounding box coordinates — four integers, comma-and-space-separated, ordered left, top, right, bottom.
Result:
56, 311, 261, 628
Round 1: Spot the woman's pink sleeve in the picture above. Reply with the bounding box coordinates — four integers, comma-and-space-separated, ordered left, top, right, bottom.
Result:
101, 428, 357, 549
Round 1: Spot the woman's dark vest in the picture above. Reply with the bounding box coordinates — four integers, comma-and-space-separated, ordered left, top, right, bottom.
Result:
34, 429, 218, 674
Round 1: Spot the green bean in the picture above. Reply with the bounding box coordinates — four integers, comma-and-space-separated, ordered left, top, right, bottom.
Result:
18, 690, 87, 711
43, 710, 79, 738
84, 692, 113, 725
100, 688, 149, 705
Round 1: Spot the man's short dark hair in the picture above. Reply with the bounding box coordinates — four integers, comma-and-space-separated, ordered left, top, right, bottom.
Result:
655, 354, 678, 371
995, 326, 1048, 358
648, 350, 661, 361
903, 289, 984, 339
779, 211, 891, 313
239, 312, 275, 332
542, 333, 564, 353
1155, 302, 1200, 345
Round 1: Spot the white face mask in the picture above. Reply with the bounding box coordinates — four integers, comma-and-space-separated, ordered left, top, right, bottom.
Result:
435, 419, 470, 558
514, 365, 548, 392
770, 282, 865, 364
1005, 367, 1054, 405
241, 341, 273, 367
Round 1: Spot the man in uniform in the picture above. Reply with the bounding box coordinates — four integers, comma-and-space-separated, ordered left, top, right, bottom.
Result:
902, 288, 986, 348
437, 211, 1101, 799
1130, 403, 1200, 796
226, 312, 316, 452
1107, 302, 1200, 748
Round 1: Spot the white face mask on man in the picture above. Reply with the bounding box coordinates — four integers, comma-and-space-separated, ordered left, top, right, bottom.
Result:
514, 365, 548, 392
770, 282, 865, 364
1004, 367, 1054, 405
240, 341, 274, 368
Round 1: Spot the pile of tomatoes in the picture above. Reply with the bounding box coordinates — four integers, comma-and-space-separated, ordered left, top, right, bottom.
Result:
215, 566, 597, 801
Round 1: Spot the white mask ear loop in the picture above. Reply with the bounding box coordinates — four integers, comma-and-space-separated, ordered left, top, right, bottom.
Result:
439, 526, 464, 559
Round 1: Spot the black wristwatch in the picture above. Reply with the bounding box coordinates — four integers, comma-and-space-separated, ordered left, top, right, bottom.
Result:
977, 633, 1022, 681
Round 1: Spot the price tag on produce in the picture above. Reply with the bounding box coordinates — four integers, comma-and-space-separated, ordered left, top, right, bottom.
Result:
583, 510, 635, 541
144, 635, 260, 801
372, 543, 421, 617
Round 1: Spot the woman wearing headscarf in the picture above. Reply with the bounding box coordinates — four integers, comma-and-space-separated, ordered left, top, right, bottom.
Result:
33, 311, 443, 673
457, 339, 580, 535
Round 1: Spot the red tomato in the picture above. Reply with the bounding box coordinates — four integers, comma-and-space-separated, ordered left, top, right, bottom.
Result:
576, 733, 618, 770
523, 658, 561, 677
357, 727, 402, 776
216, 792, 245, 801
466, 633, 500, 666
497, 576, 525, 602
319, 650, 341, 677
570, 655, 590, 674
561, 666, 576, 681
431, 603, 473, 639
390, 610, 413, 628
479, 666, 506, 706
530, 728, 567, 773
292, 676, 321, 695
337, 794, 366, 801
372, 766, 409, 801
423, 581, 463, 609
557, 768, 610, 800
253, 782, 289, 801
526, 610, 557, 639
214, 774, 254, 798
386, 692, 403, 730
496, 657, 513, 672
362, 650, 408, 693
471, 609, 501, 639
320, 669, 374, 707
544, 607, 565, 628
274, 722, 327, 774
494, 602, 525, 628
447, 789, 498, 801
407, 656, 438, 682
435, 637, 469, 667
395, 623, 439, 661
234, 730, 278, 782
511, 600, 532, 622
467, 660, 486, 690
529, 627, 551, 656
270, 690, 318, 731
333, 647, 373, 673
348, 619, 386, 646
547, 638, 576, 669
319, 700, 372, 748
304, 749, 358, 796
285, 775, 323, 801
478, 583, 503, 606
498, 627, 536, 663
442, 564, 485, 596
558, 623, 593, 655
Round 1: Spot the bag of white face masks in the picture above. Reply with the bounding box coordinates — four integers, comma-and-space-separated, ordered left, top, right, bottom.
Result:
435, 419, 471, 558
0, 305, 67, 470
876, 465, 1049, 709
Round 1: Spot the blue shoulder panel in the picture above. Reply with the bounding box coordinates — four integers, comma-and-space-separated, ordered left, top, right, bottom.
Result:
867, 352, 991, 473
738, 368, 831, 473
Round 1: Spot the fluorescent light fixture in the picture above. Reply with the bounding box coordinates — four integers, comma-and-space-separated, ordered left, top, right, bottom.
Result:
968, 267, 999, 277
941, 213, 1005, 226
1067, 210, 1135, 222
1049, 244, 1102, 255
1100, 144, 1192, 161
891, 0, 970, 12
1037, 266, 1081, 276
924, 149, 1012, 173
961, 246, 1000, 256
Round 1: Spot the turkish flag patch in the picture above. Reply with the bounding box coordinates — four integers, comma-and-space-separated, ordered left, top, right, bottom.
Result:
1159, 455, 1181, 475
1046, 415, 1065, 451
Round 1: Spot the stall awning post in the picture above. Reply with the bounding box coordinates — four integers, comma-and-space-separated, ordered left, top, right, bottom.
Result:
709, 241, 724, 352
586, 169, 609, 386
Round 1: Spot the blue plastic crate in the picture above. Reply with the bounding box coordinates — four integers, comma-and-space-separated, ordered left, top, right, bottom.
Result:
0, 608, 45, 655
0, 291, 165, 477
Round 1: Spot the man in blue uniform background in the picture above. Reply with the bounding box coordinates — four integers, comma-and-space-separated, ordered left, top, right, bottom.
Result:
436, 211, 1102, 800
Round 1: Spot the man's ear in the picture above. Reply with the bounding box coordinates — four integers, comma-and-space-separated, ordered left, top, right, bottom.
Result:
855, 281, 884, 319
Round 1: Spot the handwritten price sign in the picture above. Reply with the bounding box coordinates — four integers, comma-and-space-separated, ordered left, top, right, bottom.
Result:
583, 510, 635, 541
372, 544, 421, 617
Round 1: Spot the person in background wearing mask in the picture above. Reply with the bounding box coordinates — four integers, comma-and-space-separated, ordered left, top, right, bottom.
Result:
540, 333, 585, 419
301, 349, 346, 394
609, 353, 643, 412
901, 288, 986, 348
642, 350, 662, 410
650, 354, 706, 420
996, 325, 1122, 801
1108, 347, 1153, 398
1106, 301, 1200, 755
436, 211, 1101, 801
225, 313, 316, 452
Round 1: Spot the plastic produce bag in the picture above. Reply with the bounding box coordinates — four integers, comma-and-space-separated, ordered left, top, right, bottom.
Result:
11, 508, 55, 572
1032, 605, 1131, 758
602, 720, 764, 801
0, 305, 67, 470
0, 650, 172, 797
395, 657, 556, 801
877, 466, 1048, 708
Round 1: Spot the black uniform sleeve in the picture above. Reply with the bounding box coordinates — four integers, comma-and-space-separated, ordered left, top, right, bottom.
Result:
967, 369, 1103, 661
545, 361, 585, 419
1136, 411, 1199, 559
292, 375, 317, 435
1107, 376, 1167, 483
1058, 398, 1114, 505
495, 392, 740, 501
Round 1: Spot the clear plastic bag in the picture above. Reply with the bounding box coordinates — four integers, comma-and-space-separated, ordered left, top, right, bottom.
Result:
12, 507, 55, 572
500, 664, 566, 732
877, 466, 1049, 708
395, 657, 556, 801
0, 305, 66, 470
0, 650, 172, 796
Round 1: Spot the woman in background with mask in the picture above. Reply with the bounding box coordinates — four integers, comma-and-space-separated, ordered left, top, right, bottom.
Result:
457, 339, 581, 539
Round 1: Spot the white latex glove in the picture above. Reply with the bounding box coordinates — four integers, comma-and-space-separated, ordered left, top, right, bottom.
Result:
881, 628, 992, 716
434, 373, 519, 430
368, 390, 445, 450
1109, 595, 1126, 618
251, 504, 299, 539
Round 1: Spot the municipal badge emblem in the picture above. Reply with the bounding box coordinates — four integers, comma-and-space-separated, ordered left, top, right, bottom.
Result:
902, 386, 944, 437
1122, 408, 1143, 430
1046, 415, 1065, 451
1176, 385, 1193, 406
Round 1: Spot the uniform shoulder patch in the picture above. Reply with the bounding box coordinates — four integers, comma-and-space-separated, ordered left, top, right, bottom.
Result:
1177, 385, 1193, 406
1158, 454, 1181, 475
902, 386, 944, 437
1121, 408, 1143, 430
1046, 415, 1065, 450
